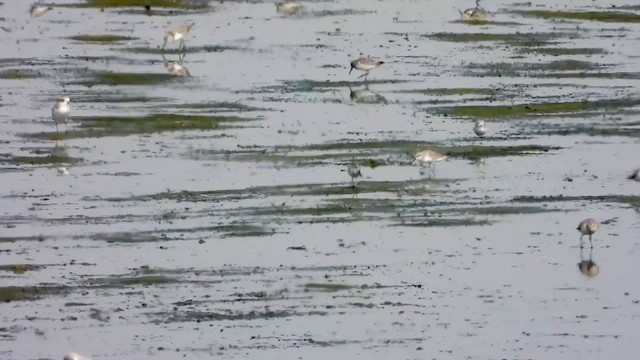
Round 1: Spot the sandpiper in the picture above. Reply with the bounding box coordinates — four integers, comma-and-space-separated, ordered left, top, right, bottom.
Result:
57, 167, 70, 176
64, 353, 91, 360
51, 96, 70, 134
473, 120, 487, 137
276, 1, 304, 15
413, 149, 448, 165
458, 0, 491, 21
577, 218, 600, 248
162, 23, 194, 51
349, 57, 384, 81
628, 169, 640, 181
347, 163, 362, 187
413, 149, 448, 176
30, 4, 53, 18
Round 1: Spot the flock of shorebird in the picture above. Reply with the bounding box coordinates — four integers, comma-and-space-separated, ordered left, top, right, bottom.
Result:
22, 0, 636, 358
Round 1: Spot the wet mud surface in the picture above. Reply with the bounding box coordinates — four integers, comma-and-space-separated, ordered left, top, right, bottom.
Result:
1, 0, 640, 359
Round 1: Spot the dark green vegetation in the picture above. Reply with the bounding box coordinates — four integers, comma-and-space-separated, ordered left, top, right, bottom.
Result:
439, 98, 640, 118
465, 60, 600, 77
68, 34, 138, 42
27, 114, 255, 140
78, 0, 204, 9
0, 154, 82, 166
517, 47, 606, 56
424, 32, 574, 46
393, 88, 497, 96
259, 79, 408, 94
513, 10, 640, 23
68, 72, 182, 86
123, 45, 235, 55
0, 70, 40, 79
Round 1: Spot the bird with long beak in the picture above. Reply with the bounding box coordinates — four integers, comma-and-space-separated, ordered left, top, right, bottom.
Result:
162, 23, 194, 51
349, 57, 384, 82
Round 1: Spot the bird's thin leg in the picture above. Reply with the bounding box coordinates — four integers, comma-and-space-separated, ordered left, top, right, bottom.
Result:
579, 235, 584, 248
55, 123, 59, 134
589, 234, 593, 249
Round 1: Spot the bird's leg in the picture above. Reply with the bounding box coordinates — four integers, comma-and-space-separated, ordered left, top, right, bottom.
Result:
589, 234, 593, 249
55, 123, 59, 134
579, 235, 584, 248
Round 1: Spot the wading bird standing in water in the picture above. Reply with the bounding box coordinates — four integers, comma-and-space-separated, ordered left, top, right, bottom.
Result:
276, 1, 304, 15
349, 57, 384, 82
30, 3, 53, 18
413, 149, 448, 177
51, 96, 70, 134
347, 163, 362, 187
457, 0, 491, 21
577, 218, 600, 248
162, 23, 194, 51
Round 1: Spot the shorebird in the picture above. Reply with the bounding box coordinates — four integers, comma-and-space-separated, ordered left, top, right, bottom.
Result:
458, 0, 491, 21
64, 353, 91, 360
413, 149, 448, 176
577, 218, 600, 248
162, 23, 194, 51
276, 1, 304, 15
57, 167, 70, 176
51, 96, 70, 134
473, 120, 487, 137
628, 169, 640, 181
30, 4, 53, 18
349, 57, 384, 81
347, 163, 362, 187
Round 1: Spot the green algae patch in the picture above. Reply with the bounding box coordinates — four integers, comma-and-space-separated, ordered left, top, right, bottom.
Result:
79, 0, 202, 8
0, 286, 68, 302
423, 32, 570, 46
305, 283, 356, 292
27, 114, 254, 139
1, 154, 82, 165
440, 98, 640, 118
259, 79, 408, 94
123, 45, 235, 55
393, 87, 497, 96
513, 10, 640, 23
69, 72, 180, 86
445, 145, 558, 160
465, 60, 600, 76
0, 70, 40, 79
88, 275, 177, 287
517, 47, 606, 56
0, 264, 43, 274
68, 34, 138, 43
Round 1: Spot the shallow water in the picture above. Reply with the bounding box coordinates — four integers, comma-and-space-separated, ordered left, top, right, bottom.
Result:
1, 0, 640, 359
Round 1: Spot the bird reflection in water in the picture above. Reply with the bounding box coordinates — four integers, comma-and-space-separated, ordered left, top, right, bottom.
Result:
577, 246, 599, 278
162, 52, 191, 77
348, 84, 387, 104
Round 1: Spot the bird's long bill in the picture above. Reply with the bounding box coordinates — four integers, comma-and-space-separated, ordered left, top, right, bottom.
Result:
349, 66, 353, 75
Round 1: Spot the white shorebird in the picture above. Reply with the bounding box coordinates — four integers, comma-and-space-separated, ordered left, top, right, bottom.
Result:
57, 167, 70, 176
577, 218, 600, 248
413, 149, 448, 176
64, 353, 92, 360
458, 0, 491, 21
473, 120, 487, 137
628, 169, 640, 181
347, 163, 362, 187
349, 57, 384, 81
30, 4, 53, 18
51, 96, 71, 134
276, 1, 304, 15
162, 23, 194, 51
